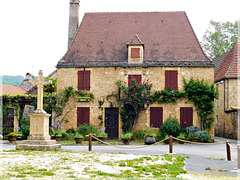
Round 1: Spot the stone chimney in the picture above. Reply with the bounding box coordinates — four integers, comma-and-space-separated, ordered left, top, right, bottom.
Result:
68, 0, 79, 49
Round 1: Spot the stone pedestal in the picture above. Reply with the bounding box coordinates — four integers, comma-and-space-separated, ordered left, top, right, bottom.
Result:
16, 112, 61, 151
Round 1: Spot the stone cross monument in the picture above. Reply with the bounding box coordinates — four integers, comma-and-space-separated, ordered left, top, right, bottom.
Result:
16, 70, 61, 151
29, 70, 51, 114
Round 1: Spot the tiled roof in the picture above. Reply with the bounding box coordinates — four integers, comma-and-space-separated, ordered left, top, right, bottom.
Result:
214, 42, 240, 81
57, 12, 211, 67
1, 84, 27, 95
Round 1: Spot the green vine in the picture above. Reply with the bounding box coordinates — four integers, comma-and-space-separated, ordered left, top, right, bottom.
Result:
183, 78, 218, 129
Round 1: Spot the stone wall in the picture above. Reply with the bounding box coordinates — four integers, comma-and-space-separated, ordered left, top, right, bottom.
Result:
215, 78, 240, 139
57, 66, 214, 138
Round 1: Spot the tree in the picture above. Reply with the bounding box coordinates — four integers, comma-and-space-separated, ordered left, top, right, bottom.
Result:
201, 20, 238, 59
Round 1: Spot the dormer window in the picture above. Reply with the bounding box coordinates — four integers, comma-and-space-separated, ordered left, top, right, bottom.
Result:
127, 34, 144, 63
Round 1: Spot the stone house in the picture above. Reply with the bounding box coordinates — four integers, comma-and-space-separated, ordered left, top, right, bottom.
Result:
213, 41, 239, 139
56, 1, 214, 139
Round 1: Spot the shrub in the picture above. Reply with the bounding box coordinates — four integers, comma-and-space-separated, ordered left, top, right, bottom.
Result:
187, 133, 198, 141
156, 131, 164, 141
196, 131, 211, 143
74, 132, 84, 138
132, 130, 145, 141
160, 117, 181, 137
186, 126, 199, 136
19, 119, 30, 140
177, 133, 187, 140
60, 132, 68, 141
77, 124, 99, 137
66, 127, 75, 134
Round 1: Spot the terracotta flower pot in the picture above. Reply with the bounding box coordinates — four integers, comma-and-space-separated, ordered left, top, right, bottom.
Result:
75, 138, 83, 144
52, 136, 61, 141
8, 136, 17, 143
122, 139, 130, 145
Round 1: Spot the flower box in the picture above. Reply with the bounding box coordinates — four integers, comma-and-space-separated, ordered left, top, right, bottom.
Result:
77, 97, 91, 102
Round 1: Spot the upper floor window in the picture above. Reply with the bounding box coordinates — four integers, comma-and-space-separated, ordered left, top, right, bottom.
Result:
128, 75, 142, 86
165, 70, 178, 90
127, 34, 144, 63
78, 71, 90, 90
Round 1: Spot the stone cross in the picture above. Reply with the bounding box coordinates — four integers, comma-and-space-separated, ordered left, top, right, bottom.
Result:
30, 70, 51, 114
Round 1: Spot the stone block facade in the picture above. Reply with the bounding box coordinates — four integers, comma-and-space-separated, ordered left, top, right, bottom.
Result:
57, 66, 215, 138
215, 78, 240, 139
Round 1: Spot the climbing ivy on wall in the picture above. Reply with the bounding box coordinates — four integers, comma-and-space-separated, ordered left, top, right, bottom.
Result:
109, 77, 218, 133
183, 78, 218, 129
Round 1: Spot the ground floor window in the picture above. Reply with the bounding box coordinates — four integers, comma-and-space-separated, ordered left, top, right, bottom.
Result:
77, 107, 90, 126
150, 107, 163, 128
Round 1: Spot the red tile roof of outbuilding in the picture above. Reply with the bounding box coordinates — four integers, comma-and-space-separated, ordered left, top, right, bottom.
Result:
213, 42, 240, 81
1, 84, 27, 95
57, 12, 211, 67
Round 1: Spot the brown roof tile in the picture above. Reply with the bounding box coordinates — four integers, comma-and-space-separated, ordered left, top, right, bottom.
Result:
57, 12, 210, 67
1, 84, 27, 95
214, 42, 239, 81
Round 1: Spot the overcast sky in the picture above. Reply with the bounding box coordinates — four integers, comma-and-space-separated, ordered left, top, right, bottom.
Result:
0, 0, 238, 77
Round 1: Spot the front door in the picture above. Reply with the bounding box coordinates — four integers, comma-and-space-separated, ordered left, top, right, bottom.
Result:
105, 108, 119, 139
3, 108, 14, 136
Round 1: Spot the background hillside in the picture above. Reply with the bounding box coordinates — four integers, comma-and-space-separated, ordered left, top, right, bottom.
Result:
1, 75, 25, 86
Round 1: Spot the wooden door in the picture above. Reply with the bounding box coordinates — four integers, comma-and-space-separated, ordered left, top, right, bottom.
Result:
180, 107, 193, 127
150, 107, 163, 128
105, 108, 119, 139
3, 108, 14, 136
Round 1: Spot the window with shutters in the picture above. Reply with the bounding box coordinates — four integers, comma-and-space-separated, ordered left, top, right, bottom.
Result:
128, 75, 142, 86
77, 107, 89, 126
131, 48, 140, 58
78, 71, 90, 90
165, 70, 178, 90
150, 107, 163, 128
180, 107, 193, 127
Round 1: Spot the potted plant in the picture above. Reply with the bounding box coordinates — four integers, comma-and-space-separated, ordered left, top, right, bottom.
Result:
122, 132, 132, 145
74, 132, 84, 144
97, 132, 108, 142
188, 133, 198, 142
177, 133, 187, 144
144, 126, 156, 145
51, 129, 62, 141
7, 132, 18, 143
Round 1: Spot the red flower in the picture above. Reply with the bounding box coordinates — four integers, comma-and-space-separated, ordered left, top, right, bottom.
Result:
131, 94, 133, 96
184, 122, 186, 124
126, 116, 128, 118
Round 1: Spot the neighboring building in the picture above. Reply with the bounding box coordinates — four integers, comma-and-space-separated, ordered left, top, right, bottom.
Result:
20, 72, 35, 91
213, 41, 240, 139
56, 1, 214, 139
1, 84, 27, 95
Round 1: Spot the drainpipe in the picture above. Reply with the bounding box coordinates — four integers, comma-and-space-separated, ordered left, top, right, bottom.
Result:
227, 78, 229, 111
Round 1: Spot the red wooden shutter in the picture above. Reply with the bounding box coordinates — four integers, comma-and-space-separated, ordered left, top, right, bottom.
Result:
165, 70, 178, 90
180, 107, 193, 127
78, 71, 90, 90
84, 71, 90, 90
171, 70, 178, 90
77, 107, 90, 126
131, 48, 140, 58
165, 71, 171, 90
78, 71, 84, 90
128, 75, 142, 86
150, 107, 163, 128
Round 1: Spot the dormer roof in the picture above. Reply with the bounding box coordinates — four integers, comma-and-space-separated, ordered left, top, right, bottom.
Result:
127, 34, 144, 46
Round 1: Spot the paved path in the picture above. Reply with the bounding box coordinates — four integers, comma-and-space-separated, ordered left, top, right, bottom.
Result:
1, 137, 239, 177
